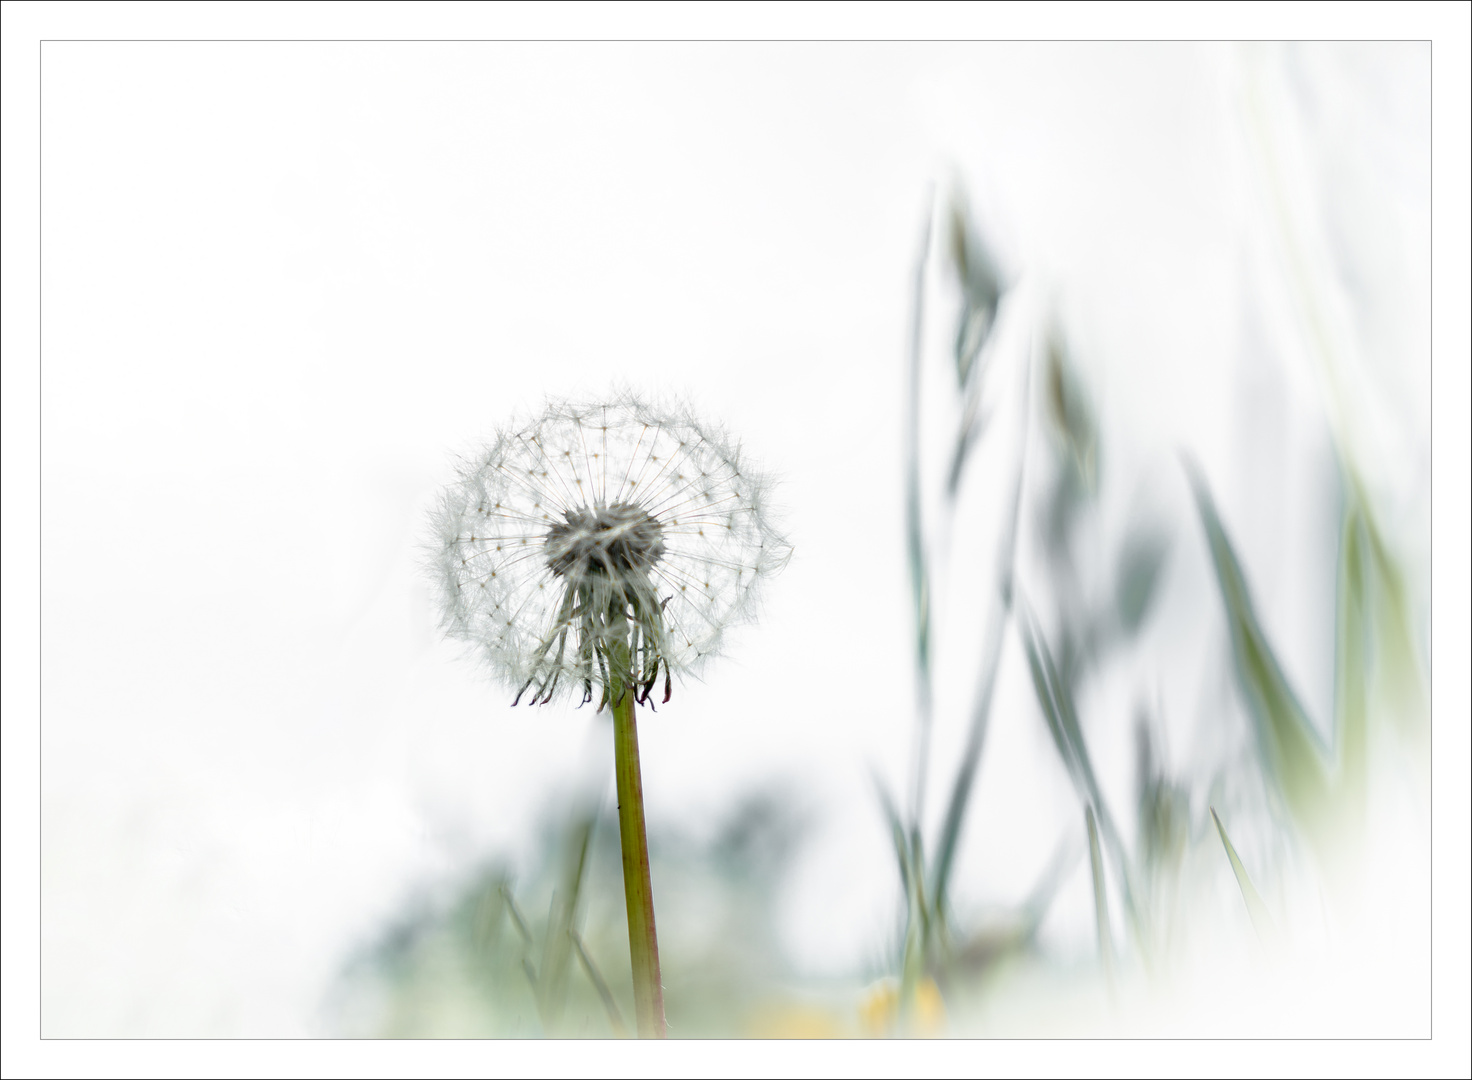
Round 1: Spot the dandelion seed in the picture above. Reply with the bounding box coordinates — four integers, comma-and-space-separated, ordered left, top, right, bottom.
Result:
430, 391, 789, 710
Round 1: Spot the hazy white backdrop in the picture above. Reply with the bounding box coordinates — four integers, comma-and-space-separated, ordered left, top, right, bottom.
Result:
30, 37, 1448, 1047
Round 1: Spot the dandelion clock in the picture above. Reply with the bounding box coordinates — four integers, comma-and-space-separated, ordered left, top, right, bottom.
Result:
430, 391, 790, 1037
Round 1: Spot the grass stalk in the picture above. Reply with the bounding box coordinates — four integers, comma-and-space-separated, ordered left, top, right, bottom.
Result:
905, 191, 936, 837
1210, 808, 1278, 948
570, 929, 629, 1037
1086, 806, 1116, 987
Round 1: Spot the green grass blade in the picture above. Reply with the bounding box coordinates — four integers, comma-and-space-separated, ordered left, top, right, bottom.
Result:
1115, 529, 1169, 635
946, 190, 1003, 391
499, 883, 544, 1028
1086, 806, 1116, 984
1018, 604, 1106, 823
930, 603, 1006, 922
570, 929, 629, 1038
1019, 606, 1073, 776
537, 811, 596, 1032
1185, 461, 1332, 842
872, 770, 912, 899
1334, 503, 1370, 836
1017, 601, 1144, 945
1362, 511, 1429, 747
904, 196, 936, 833
874, 769, 928, 1011
1210, 808, 1278, 947
1044, 327, 1097, 493
931, 345, 1033, 923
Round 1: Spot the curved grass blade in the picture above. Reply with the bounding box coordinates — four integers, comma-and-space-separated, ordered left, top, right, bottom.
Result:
537, 811, 597, 1032
1044, 326, 1097, 494
872, 770, 912, 895
570, 928, 629, 1038
1210, 807, 1278, 948
953, 834, 1079, 975
1185, 461, 1332, 844
905, 194, 936, 833
931, 358, 1032, 916
1017, 599, 1144, 945
1334, 502, 1370, 838
1086, 806, 1116, 985
1115, 528, 1170, 635
873, 769, 929, 1011
1365, 520, 1428, 736
499, 883, 543, 1018
930, 601, 1006, 923
946, 190, 1004, 392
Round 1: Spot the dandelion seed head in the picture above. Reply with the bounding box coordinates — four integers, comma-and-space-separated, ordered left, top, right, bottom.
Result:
430, 391, 789, 706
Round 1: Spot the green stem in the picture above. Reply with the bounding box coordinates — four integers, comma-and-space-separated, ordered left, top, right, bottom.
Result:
612, 689, 665, 1038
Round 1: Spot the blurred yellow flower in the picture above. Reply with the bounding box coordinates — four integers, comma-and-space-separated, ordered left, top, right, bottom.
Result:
858, 976, 946, 1037
743, 1003, 846, 1039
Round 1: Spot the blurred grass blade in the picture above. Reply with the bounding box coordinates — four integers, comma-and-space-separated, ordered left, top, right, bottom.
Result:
932, 342, 1034, 923
930, 602, 1006, 919
499, 883, 543, 1021
873, 770, 929, 1007
1018, 599, 1143, 941
945, 394, 993, 499
905, 194, 936, 831
1362, 510, 1429, 749
1210, 808, 1278, 947
1086, 806, 1115, 983
932, 388, 1031, 914
873, 770, 912, 898
537, 811, 596, 1032
500, 884, 535, 954
1334, 503, 1370, 836
570, 928, 629, 1038
472, 876, 508, 955
1018, 602, 1104, 816
1115, 529, 1169, 635
943, 189, 1005, 499
1025, 833, 1083, 925
1185, 461, 1332, 844
1044, 326, 1097, 493
946, 189, 1003, 391
1020, 605, 1073, 777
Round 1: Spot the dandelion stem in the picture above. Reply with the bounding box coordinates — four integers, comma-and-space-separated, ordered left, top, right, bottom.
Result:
612, 689, 666, 1038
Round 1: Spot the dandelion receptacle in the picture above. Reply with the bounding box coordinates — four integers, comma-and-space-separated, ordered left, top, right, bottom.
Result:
430, 392, 790, 1037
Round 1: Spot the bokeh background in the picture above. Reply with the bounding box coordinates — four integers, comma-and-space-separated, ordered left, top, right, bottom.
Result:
35, 39, 1440, 1041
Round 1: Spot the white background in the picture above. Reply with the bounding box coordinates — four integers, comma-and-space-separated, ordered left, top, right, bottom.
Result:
4, 4, 1469, 1078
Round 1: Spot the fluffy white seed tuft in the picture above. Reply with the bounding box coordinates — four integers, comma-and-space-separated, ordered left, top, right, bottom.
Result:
430, 391, 790, 707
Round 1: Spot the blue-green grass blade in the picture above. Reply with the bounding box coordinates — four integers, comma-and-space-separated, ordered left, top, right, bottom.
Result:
1018, 601, 1145, 947
1334, 502, 1370, 837
1210, 807, 1278, 947
1086, 806, 1116, 983
1186, 461, 1332, 841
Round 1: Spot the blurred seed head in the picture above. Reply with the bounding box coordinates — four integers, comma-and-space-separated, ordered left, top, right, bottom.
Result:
1043, 321, 1098, 493
945, 186, 1006, 390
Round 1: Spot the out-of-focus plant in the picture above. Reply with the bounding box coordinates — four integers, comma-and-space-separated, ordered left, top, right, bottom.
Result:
332, 788, 827, 1038
886, 185, 1060, 1019
883, 158, 1427, 1021
1174, 48, 1429, 911
887, 182, 1170, 1008
885, 123, 1426, 1031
